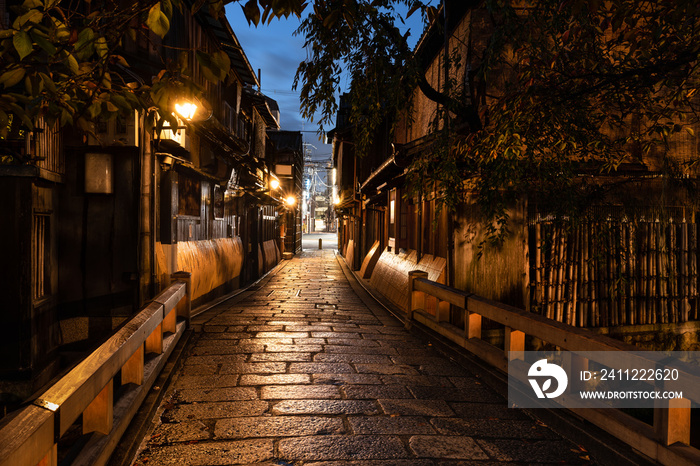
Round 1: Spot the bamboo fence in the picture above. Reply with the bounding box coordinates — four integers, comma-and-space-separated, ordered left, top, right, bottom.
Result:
528, 206, 699, 327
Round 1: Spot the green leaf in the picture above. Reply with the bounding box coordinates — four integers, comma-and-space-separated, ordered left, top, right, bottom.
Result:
13, 9, 43, 29
22, 0, 43, 8
64, 54, 79, 74
211, 50, 230, 79
0, 68, 26, 88
242, 0, 260, 26
74, 28, 95, 59
147, 3, 170, 38
13, 31, 33, 60
95, 36, 108, 58
31, 30, 57, 55
51, 18, 71, 42
39, 72, 56, 93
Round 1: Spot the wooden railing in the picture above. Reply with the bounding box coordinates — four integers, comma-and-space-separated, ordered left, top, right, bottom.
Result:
406, 270, 700, 466
0, 272, 192, 466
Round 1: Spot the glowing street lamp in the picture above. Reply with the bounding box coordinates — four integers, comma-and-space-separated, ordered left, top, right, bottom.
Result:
284, 195, 297, 207
270, 178, 280, 190
174, 102, 198, 121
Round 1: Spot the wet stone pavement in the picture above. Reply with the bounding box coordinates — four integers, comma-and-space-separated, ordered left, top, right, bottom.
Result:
133, 249, 594, 465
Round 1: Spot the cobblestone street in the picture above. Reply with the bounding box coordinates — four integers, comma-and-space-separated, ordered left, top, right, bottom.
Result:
133, 248, 594, 465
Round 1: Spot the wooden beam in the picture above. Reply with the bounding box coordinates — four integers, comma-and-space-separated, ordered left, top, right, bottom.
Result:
0, 405, 55, 466
83, 380, 113, 435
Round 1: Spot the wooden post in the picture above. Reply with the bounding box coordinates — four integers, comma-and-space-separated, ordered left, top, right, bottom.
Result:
464, 297, 482, 340
505, 326, 525, 360
319, 238, 323, 249
407, 270, 429, 328
437, 300, 450, 324
145, 323, 163, 355
121, 345, 144, 385
83, 380, 113, 435
654, 397, 691, 446
171, 271, 192, 327
163, 307, 177, 334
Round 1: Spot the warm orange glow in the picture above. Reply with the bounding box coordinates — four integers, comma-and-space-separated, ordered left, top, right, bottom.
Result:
284, 195, 296, 206
270, 178, 280, 190
174, 102, 198, 121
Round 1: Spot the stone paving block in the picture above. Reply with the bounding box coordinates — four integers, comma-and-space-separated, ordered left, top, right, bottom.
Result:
475, 438, 591, 463
289, 362, 355, 373
409, 435, 489, 460
293, 337, 327, 344
219, 362, 287, 375
312, 373, 383, 385
255, 331, 309, 339
311, 332, 361, 339
277, 435, 408, 461
202, 325, 227, 332
271, 400, 380, 415
355, 364, 420, 375
261, 385, 341, 399
349, 416, 436, 435
449, 402, 530, 420
324, 345, 399, 355
326, 338, 380, 347
191, 345, 250, 356
379, 399, 455, 417
408, 385, 503, 403
380, 375, 453, 386
138, 439, 273, 465
180, 364, 218, 376
252, 337, 295, 345
184, 354, 248, 366
214, 416, 344, 439
177, 387, 258, 402
430, 417, 560, 440
265, 344, 323, 353
313, 353, 393, 364
246, 325, 284, 332
249, 352, 312, 362
342, 384, 413, 400
240, 373, 311, 385
163, 401, 269, 421
148, 420, 211, 445
173, 375, 239, 389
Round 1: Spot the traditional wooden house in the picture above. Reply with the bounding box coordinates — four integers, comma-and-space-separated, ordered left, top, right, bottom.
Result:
333, 0, 700, 349
266, 130, 304, 255
0, 1, 282, 405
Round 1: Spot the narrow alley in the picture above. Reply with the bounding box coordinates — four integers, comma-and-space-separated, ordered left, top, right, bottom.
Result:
126, 246, 594, 465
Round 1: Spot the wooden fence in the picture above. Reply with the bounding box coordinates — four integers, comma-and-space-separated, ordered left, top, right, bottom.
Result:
529, 207, 700, 327
407, 270, 700, 465
0, 272, 192, 466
